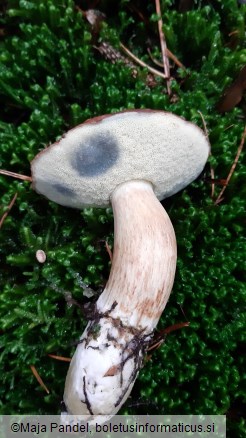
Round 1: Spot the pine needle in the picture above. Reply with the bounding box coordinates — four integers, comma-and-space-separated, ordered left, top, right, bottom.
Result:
30, 365, 50, 394
120, 42, 168, 80
215, 125, 246, 205
0, 192, 17, 229
48, 354, 71, 362
0, 169, 32, 181
155, 0, 171, 94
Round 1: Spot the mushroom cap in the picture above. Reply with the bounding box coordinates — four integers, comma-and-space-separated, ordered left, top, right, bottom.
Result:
31, 110, 210, 208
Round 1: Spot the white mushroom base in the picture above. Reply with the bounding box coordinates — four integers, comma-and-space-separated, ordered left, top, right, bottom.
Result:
63, 311, 152, 420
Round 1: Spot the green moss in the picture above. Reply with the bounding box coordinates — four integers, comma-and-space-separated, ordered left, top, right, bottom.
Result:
0, 1, 245, 436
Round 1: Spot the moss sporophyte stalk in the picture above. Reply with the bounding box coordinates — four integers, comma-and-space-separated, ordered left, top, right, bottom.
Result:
0, 1, 245, 437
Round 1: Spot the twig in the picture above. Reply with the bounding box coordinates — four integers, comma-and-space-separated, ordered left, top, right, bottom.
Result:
215, 125, 246, 205
228, 30, 239, 37
0, 169, 32, 181
0, 192, 17, 229
197, 111, 209, 139
30, 365, 50, 394
155, 0, 171, 94
147, 47, 186, 71
197, 111, 215, 198
120, 42, 168, 80
210, 163, 215, 199
147, 48, 163, 67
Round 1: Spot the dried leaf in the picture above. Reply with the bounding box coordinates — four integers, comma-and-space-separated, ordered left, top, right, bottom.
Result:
218, 65, 246, 112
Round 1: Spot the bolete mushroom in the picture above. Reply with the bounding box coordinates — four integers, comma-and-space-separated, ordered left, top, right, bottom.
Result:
3, 110, 210, 420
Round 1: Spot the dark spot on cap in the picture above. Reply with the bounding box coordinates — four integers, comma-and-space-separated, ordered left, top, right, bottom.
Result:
52, 183, 76, 197
71, 131, 119, 177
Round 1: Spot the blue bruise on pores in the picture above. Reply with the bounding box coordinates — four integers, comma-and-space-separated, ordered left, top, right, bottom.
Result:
52, 183, 76, 197
70, 131, 119, 177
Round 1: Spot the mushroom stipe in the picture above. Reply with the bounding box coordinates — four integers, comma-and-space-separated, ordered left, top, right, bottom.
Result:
0, 110, 210, 422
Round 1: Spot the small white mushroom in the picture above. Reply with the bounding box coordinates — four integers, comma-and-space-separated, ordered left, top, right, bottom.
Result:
31, 110, 210, 420
36, 249, 46, 264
